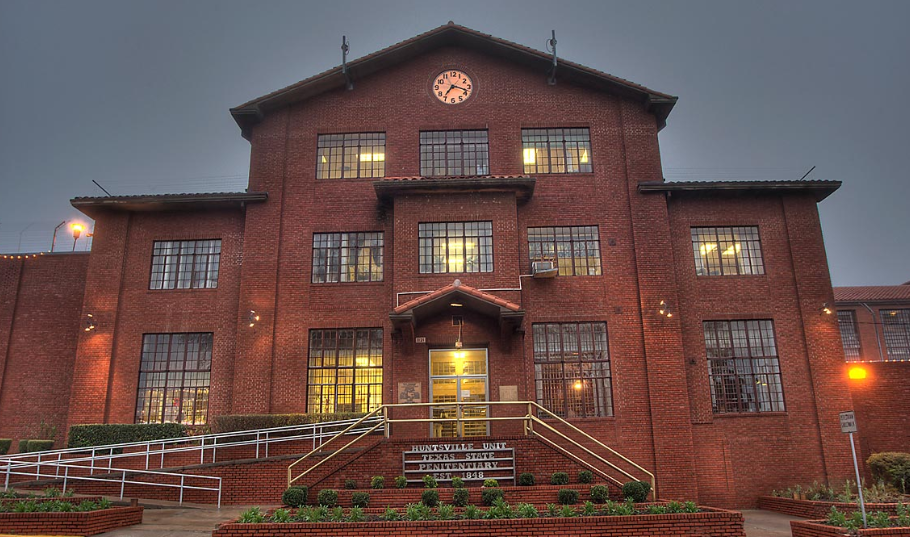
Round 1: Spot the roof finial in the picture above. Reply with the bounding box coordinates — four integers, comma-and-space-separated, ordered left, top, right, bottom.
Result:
453, 279, 462, 287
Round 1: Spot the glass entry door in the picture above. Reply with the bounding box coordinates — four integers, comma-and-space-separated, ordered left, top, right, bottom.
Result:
429, 349, 489, 438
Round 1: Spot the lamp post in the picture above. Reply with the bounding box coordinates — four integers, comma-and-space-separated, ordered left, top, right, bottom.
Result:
71, 224, 84, 252
843, 364, 869, 528
50, 221, 66, 252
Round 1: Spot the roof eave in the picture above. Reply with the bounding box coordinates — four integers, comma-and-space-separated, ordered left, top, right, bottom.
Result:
638, 181, 842, 202
70, 192, 269, 219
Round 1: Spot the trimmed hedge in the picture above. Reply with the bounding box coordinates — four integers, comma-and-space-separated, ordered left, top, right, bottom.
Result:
18, 440, 29, 453
558, 489, 580, 505
421, 489, 439, 507
351, 491, 370, 508
622, 480, 651, 502
282, 486, 308, 507
210, 412, 367, 434
0, 439, 11, 455
25, 440, 54, 452
868, 452, 910, 493
67, 423, 187, 448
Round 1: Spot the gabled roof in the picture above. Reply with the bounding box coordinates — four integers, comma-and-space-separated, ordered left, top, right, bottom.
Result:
390, 280, 524, 330
71, 191, 268, 219
231, 22, 677, 138
638, 180, 841, 202
834, 284, 910, 304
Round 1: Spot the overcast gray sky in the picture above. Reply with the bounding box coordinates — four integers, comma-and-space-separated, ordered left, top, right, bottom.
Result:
1, 0, 907, 286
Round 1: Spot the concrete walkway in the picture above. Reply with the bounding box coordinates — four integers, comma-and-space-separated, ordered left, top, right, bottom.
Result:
743, 509, 802, 537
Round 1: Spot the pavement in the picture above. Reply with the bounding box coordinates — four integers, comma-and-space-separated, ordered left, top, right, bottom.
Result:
91, 505, 801, 536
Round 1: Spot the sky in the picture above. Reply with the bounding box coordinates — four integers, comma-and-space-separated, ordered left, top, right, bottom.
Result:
0, 0, 907, 286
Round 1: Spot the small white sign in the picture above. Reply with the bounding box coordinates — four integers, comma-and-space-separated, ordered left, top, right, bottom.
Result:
461, 390, 471, 398
415, 337, 427, 343
840, 411, 857, 433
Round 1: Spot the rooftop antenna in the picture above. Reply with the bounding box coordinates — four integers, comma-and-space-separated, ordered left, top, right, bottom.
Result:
546, 30, 557, 85
92, 179, 113, 197
341, 35, 353, 90
799, 165, 816, 181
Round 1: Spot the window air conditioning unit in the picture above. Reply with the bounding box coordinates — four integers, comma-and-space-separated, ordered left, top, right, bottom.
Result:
531, 261, 558, 278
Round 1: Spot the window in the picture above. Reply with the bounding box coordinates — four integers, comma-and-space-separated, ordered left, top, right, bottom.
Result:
528, 226, 601, 276
419, 130, 489, 176
316, 133, 385, 179
533, 322, 612, 418
418, 222, 493, 274
691, 227, 765, 276
521, 128, 592, 174
837, 310, 863, 362
136, 333, 211, 425
150, 240, 221, 290
312, 232, 383, 283
307, 329, 383, 414
703, 320, 784, 414
881, 309, 910, 361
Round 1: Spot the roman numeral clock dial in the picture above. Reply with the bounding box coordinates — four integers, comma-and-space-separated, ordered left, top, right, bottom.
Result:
433, 69, 474, 104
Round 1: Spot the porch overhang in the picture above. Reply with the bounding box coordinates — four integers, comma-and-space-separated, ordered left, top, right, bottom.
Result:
390, 280, 524, 331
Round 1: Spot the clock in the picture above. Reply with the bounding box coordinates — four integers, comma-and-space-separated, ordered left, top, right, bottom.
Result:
432, 69, 474, 104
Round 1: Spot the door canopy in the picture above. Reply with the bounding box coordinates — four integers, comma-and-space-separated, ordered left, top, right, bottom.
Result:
390, 280, 524, 331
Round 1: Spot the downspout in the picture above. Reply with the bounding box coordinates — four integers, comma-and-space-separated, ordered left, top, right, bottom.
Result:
860, 303, 886, 362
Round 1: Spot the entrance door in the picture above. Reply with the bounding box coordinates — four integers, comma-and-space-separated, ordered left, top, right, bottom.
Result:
429, 349, 489, 438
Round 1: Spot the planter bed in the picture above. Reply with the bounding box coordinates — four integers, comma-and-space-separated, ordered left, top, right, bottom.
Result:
312, 484, 617, 508
0, 496, 103, 506
214, 506, 744, 537
0, 505, 143, 536
759, 497, 903, 519
791, 519, 910, 536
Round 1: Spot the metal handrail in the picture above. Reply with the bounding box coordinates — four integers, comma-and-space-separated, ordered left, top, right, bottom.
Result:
2, 459, 222, 507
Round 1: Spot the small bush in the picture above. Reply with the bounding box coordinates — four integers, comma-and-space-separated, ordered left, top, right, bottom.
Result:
370, 476, 384, 489
270, 508, 293, 523
423, 475, 438, 488
868, 452, 910, 494
395, 475, 408, 488
452, 487, 469, 507
237, 507, 266, 523
329, 506, 345, 522
560, 504, 577, 517
578, 470, 593, 484
316, 489, 338, 507
67, 423, 186, 448
518, 473, 535, 486
483, 478, 499, 487
344, 479, 358, 490
590, 485, 610, 503
517, 502, 539, 518
582, 500, 596, 516
485, 497, 514, 519
421, 488, 439, 507
18, 440, 29, 453
26, 440, 54, 452
437, 503, 455, 520
558, 489, 579, 505
281, 486, 308, 507
348, 506, 365, 522
622, 480, 651, 502
381, 507, 399, 521
481, 487, 504, 506
550, 472, 569, 485
464, 504, 482, 519
351, 491, 370, 508
0, 439, 11, 455
451, 476, 464, 488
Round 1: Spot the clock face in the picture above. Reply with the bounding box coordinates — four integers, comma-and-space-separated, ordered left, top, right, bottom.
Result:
432, 69, 474, 104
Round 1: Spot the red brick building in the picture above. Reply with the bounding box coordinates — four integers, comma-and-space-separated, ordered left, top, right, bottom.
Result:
0, 24, 868, 506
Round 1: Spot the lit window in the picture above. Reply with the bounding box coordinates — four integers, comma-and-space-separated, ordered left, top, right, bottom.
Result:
880, 309, 910, 361
691, 227, 764, 276
837, 311, 863, 362
136, 333, 211, 425
419, 130, 489, 176
528, 226, 601, 276
317, 133, 385, 179
150, 240, 221, 290
533, 322, 612, 418
307, 329, 383, 414
312, 232, 383, 283
418, 222, 493, 274
704, 320, 785, 414
521, 128, 592, 174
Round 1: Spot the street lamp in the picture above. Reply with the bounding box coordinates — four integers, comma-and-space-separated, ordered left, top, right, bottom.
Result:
71, 223, 84, 252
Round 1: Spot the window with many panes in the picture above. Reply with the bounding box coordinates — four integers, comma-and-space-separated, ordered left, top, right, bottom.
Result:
150, 240, 221, 290
136, 333, 211, 425
419, 130, 489, 176
316, 133, 385, 179
307, 329, 383, 414
703, 320, 785, 414
881, 309, 910, 361
691, 227, 765, 276
533, 322, 612, 418
521, 128, 592, 174
837, 310, 863, 362
528, 226, 602, 276
312, 232, 383, 283
418, 222, 493, 274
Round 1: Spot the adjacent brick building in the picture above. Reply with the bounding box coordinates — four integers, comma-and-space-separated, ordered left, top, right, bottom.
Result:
0, 23, 874, 507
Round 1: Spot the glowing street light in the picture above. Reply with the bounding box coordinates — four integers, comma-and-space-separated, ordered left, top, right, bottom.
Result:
71, 223, 84, 252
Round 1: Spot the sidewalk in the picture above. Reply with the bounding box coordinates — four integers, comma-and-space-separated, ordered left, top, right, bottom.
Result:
743, 509, 802, 537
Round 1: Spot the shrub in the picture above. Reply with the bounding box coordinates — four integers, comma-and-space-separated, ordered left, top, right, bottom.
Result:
237, 507, 266, 523
421, 488, 439, 507
582, 500, 596, 516
281, 486, 308, 507
348, 506, 365, 522
452, 487, 469, 507
18, 440, 29, 453
344, 479, 358, 490
590, 485, 610, 503
26, 440, 54, 452
0, 439, 11, 455
329, 506, 345, 522
395, 475, 408, 488
270, 508, 293, 523
578, 470, 593, 484
351, 491, 370, 508
559, 504, 577, 517
423, 474, 438, 488
437, 503, 455, 520
483, 478, 499, 487
451, 476, 464, 488
370, 476, 384, 489
464, 504, 482, 519
868, 452, 910, 494
622, 480, 651, 502
550, 472, 569, 485
67, 423, 186, 448
485, 497, 514, 519
558, 489, 579, 505
518, 473, 535, 486
481, 487, 504, 506
517, 502, 539, 518
546, 503, 559, 517
381, 507, 399, 521
210, 412, 367, 434
316, 489, 338, 507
